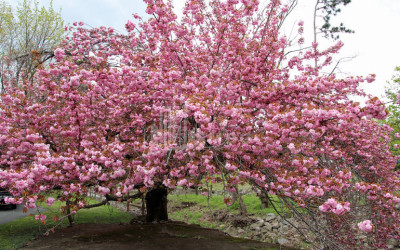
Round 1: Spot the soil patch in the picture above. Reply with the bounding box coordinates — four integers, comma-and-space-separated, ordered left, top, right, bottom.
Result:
23, 221, 296, 250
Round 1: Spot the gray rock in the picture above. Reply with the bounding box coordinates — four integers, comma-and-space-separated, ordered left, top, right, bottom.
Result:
278, 238, 290, 245
280, 225, 290, 232
253, 221, 265, 228
388, 239, 400, 248
269, 232, 278, 238
250, 224, 261, 231
254, 231, 262, 237
271, 222, 280, 229
263, 222, 273, 231
265, 213, 277, 222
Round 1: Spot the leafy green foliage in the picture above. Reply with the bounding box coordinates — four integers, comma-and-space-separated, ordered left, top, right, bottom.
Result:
383, 66, 400, 169
0, 0, 64, 89
319, 0, 354, 40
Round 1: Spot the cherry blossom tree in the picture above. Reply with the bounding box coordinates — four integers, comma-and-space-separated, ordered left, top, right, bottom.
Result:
0, 0, 399, 248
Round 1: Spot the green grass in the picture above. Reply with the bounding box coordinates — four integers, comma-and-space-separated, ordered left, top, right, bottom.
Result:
169, 193, 278, 215
166, 192, 281, 229
0, 199, 132, 250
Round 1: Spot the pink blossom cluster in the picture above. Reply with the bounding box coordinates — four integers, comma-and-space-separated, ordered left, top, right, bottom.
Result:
319, 198, 350, 215
34, 214, 47, 222
358, 220, 373, 232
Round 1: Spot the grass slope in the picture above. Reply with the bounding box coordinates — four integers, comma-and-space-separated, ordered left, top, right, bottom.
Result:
0, 200, 132, 250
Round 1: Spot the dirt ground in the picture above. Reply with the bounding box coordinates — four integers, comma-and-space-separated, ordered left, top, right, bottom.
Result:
23, 221, 296, 250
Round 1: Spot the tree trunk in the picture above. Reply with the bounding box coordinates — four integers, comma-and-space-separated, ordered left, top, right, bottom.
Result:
66, 200, 75, 226
236, 189, 247, 215
230, 185, 247, 215
145, 185, 168, 222
257, 191, 270, 209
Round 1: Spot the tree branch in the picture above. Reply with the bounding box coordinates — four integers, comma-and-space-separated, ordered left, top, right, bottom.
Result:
83, 192, 143, 209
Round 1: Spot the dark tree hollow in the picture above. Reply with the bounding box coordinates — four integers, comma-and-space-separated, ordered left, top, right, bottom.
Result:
145, 185, 168, 222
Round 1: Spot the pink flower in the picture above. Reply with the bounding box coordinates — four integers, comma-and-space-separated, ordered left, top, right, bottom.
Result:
35, 214, 46, 221
319, 203, 330, 213
288, 143, 295, 151
395, 133, 400, 138
319, 198, 350, 215
98, 186, 110, 195
333, 204, 346, 215
365, 74, 375, 83
225, 163, 237, 171
125, 20, 136, 32
132, 13, 141, 19
319, 198, 337, 212
358, 220, 373, 232
46, 197, 55, 207
177, 179, 187, 186
54, 48, 65, 61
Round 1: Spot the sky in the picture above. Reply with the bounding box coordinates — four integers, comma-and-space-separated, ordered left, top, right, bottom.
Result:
32, 0, 400, 102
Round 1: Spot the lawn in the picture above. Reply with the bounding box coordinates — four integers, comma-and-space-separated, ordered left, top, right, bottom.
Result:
0, 199, 132, 249
166, 191, 282, 229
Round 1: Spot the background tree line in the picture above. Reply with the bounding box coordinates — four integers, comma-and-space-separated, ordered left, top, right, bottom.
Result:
0, 0, 64, 92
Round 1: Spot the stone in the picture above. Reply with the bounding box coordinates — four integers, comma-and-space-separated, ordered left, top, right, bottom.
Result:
237, 228, 245, 234
262, 222, 273, 231
250, 224, 260, 231
280, 225, 290, 232
265, 213, 277, 222
252, 220, 265, 228
254, 231, 262, 237
269, 232, 278, 239
388, 239, 399, 247
278, 238, 290, 246
271, 222, 280, 229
